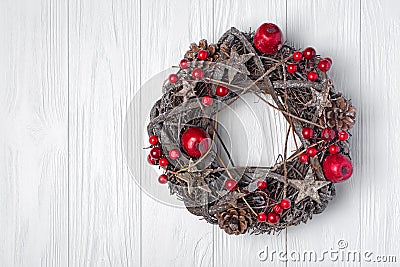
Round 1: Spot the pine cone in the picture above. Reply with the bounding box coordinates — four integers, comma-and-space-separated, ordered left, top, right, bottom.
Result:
320, 97, 356, 131
185, 39, 219, 61
216, 208, 252, 235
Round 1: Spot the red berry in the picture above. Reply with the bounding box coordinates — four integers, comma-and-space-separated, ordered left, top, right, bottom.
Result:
318, 59, 331, 72
280, 199, 291, 209
159, 157, 169, 167
197, 50, 209, 60
338, 131, 349, 141
286, 63, 297, 73
299, 153, 309, 163
321, 128, 336, 141
306, 147, 318, 157
168, 74, 179, 83
273, 204, 283, 214
328, 144, 340, 155
180, 59, 189, 69
149, 135, 159, 145
324, 57, 332, 64
267, 212, 280, 224
169, 149, 180, 160
323, 154, 353, 182
257, 181, 267, 190
192, 68, 204, 79
225, 179, 238, 191
158, 174, 168, 184
147, 154, 158, 165
257, 212, 267, 222
303, 47, 316, 60
181, 127, 210, 158
201, 96, 213, 106
253, 23, 283, 54
215, 85, 229, 97
302, 127, 314, 139
150, 147, 162, 159
307, 71, 318, 82
293, 51, 303, 61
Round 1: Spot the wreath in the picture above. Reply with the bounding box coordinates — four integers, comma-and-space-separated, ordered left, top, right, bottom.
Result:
145, 23, 356, 235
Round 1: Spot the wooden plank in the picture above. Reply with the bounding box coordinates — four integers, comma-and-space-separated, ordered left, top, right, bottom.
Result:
139, 1, 214, 266
2, 1, 399, 266
68, 0, 141, 265
286, 0, 361, 266
360, 0, 400, 265
0, 0, 68, 265
212, 1, 287, 267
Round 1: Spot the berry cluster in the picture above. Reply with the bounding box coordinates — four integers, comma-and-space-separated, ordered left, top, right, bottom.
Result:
200, 84, 230, 106
149, 55, 235, 185
299, 127, 352, 182
257, 198, 291, 225
286, 47, 332, 82
151, 54, 231, 186
169, 56, 232, 109
168, 57, 206, 85
224, 175, 292, 225
146, 135, 174, 183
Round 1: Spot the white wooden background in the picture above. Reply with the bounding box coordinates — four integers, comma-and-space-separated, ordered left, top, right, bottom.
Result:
1, 0, 400, 266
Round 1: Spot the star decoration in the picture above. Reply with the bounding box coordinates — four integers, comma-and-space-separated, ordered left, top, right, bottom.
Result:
288, 167, 331, 204
241, 167, 331, 204
306, 86, 332, 117
175, 169, 212, 194
221, 49, 254, 83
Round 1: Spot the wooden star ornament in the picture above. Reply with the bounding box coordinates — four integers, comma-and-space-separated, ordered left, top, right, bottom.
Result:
306, 86, 332, 117
222, 49, 254, 82
175, 169, 212, 194
288, 167, 331, 204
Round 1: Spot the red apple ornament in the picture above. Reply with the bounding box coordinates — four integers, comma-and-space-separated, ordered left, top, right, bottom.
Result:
254, 23, 283, 54
181, 127, 211, 158
323, 154, 353, 182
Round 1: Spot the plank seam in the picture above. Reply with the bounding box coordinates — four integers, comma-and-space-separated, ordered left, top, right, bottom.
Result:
359, 1, 362, 266
67, 0, 70, 265
139, 0, 143, 266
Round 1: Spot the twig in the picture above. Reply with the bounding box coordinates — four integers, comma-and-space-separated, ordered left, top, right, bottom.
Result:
253, 92, 324, 128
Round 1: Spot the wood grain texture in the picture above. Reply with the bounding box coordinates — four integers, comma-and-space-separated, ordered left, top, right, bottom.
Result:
360, 0, 400, 265
0, 0, 68, 266
68, 0, 141, 266
2, 0, 400, 266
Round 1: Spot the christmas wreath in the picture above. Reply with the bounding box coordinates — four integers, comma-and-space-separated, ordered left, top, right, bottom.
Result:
145, 23, 356, 235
